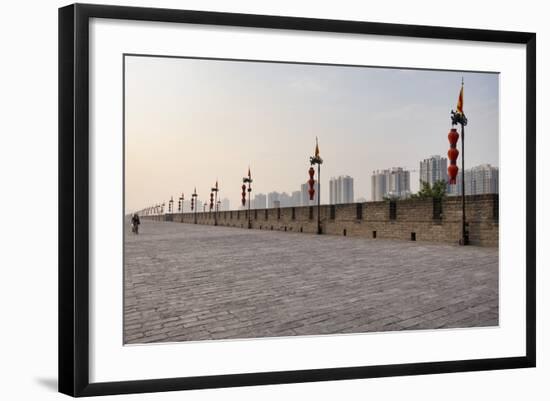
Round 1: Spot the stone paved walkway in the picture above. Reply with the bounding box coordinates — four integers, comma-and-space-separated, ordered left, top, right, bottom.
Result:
124, 220, 498, 344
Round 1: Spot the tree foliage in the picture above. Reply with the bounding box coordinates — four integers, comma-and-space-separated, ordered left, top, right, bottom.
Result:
382, 193, 401, 201
411, 180, 447, 200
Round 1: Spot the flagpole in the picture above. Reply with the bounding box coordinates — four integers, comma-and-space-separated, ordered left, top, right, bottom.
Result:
461, 121, 467, 245
243, 167, 253, 229
451, 78, 468, 246
309, 137, 323, 235
192, 188, 198, 224
214, 189, 218, 226
212, 181, 219, 226
248, 185, 251, 229
317, 161, 321, 235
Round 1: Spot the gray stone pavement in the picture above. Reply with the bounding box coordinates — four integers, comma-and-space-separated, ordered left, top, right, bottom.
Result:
124, 220, 498, 344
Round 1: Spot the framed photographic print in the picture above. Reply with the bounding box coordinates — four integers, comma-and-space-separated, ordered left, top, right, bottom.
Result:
58, 3, 536, 397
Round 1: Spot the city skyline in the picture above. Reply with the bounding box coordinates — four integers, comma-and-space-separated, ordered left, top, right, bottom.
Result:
449, 163, 500, 196
139, 159, 499, 214
125, 55, 499, 214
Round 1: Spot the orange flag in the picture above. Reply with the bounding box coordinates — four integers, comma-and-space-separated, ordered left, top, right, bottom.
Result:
456, 81, 464, 115
315, 137, 320, 158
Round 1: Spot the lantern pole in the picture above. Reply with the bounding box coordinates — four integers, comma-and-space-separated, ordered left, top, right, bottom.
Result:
243, 168, 253, 229
309, 138, 323, 235
451, 109, 468, 245
461, 123, 466, 245
248, 184, 252, 229
211, 181, 219, 226
192, 187, 198, 224
317, 162, 321, 234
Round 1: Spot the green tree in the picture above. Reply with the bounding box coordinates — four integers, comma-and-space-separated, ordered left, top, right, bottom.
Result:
411, 180, 447, 200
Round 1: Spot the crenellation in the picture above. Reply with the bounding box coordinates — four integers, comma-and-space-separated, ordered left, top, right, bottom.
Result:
143, 194, 498, 246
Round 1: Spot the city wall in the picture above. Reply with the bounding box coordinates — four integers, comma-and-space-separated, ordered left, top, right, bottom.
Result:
143, 194, 499, 247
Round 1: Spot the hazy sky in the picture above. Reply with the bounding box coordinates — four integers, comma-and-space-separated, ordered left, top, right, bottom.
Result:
124, 55, 499, 213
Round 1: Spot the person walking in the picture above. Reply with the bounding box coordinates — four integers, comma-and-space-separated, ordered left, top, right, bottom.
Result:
131, 213, 140, 234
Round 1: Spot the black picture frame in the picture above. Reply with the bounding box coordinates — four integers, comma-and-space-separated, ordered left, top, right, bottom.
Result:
59, 3, 536, 397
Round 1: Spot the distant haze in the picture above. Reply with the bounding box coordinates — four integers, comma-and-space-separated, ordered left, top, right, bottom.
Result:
125, 55, 499, 214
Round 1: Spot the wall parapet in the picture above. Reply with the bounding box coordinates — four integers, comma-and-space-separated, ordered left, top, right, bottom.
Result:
142, 194, 498, 247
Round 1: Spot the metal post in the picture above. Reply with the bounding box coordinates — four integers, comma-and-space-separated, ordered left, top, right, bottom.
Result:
317, 163, 321, 234
248, 185, 251, 229
309, 138, 323, 235
192, 188, 197, 224
214, 190, 218, 226
461, 122, 468, 245
243, 170, 253, 229
451, 92, 468, 246
181, 193, 184, 213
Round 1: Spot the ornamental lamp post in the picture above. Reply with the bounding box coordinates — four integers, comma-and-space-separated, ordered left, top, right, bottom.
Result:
211, 180, 219, 226
450, 78, 469, 246
191, 187, 198, 224
309, 137, 323, 235
169, 196, 174, 214
242, 167, 253, 229
178, 193, 184, 213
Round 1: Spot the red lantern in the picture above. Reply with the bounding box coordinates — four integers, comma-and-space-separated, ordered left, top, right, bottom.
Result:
447, 147, 459, 161
241, 184, 246, 206
210, 192, 214, 210
190, 198, 194, 211
447, 128, 459, 184
308, 166, 315, 200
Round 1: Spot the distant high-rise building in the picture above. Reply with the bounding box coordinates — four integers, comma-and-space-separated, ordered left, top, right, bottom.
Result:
371, 171, 387, 202
371, 168, 411, 200
329, 175, 354, 204
253, 193, 266, 209
388, 168, 411, 199
279, 192, 292, 207
291, 190, 301, 207
267, 191, 280, 209
181, 199, 192, 212
221, 198, 230, 211
449, 164, 499, 196
300, 181, 318, 206
192, 198, 201, 212
420, 155, 448, 186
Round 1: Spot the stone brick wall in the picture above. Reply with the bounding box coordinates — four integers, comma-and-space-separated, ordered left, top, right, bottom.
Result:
143, 194, 499, 247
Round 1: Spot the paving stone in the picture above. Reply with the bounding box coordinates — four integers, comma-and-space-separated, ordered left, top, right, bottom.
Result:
124, 220, 498, 343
